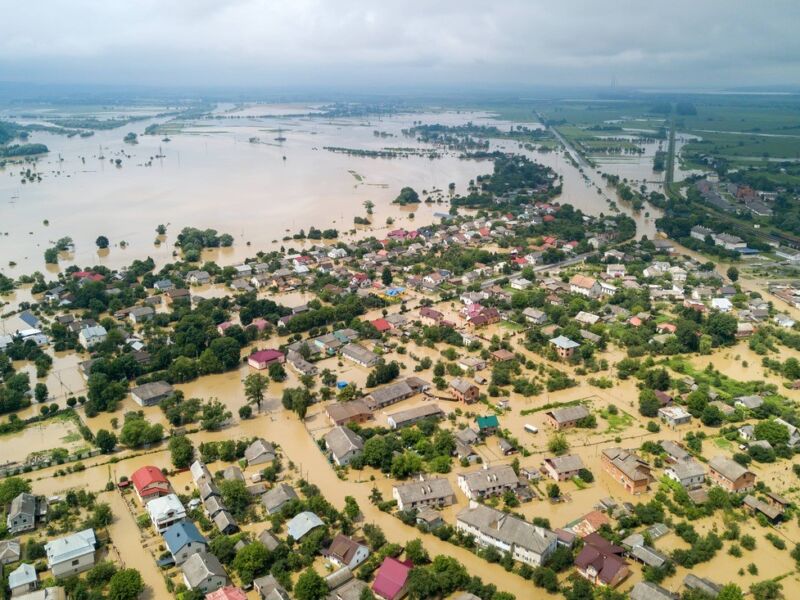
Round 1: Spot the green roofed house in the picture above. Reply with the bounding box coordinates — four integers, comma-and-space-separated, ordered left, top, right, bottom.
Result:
475, 415, 499, 436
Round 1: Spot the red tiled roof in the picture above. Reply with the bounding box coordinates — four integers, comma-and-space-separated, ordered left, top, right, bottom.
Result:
371, 318, 392, 332
373, 557, 412, 600
206, 586, 247, 600
249, 349, 283, 363
131, 466, 168, 497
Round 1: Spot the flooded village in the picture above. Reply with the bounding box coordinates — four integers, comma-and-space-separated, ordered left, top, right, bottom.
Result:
2, 98, 800, 600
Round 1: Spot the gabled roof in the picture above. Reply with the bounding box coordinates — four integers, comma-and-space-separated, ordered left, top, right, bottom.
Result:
8, 563, 36, 589
45, 529, 96, 566
372, 557, 413, 600
287, 511, 324, 540
163, 520, 206, 554
131, 466, 168, 495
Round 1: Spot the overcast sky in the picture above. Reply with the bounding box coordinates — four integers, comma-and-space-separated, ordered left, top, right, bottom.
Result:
0, 0, 796, 91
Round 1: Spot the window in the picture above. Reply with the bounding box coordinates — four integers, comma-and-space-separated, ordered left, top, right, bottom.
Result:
72, 559, 80, 566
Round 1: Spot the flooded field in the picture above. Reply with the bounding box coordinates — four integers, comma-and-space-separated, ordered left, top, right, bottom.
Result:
0, 414, 86, 464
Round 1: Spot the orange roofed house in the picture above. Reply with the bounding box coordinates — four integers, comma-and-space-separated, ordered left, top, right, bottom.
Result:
601, 448, 651, 495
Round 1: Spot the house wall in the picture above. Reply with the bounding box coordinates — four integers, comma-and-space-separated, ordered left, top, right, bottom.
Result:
174, 542, 207, 566
51, 551, 95, 578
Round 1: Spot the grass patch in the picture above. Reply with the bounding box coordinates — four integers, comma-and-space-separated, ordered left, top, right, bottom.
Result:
600, 408, 634, 434
571, 476, 588, 490
713, 437, 733, 451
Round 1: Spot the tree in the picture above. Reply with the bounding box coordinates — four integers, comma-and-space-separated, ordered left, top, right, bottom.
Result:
34, 383, 48, 403
168, 435, 195, 469
547, 483, 561, 499
393, 187, 419, 205
156, 224, 167, 235
232, 542, 271, 584
344, 496, 361, 521
706, 312, 737, 346
200, 399, 232, 431
727, 266, 739, 282
96, 236, 110, 249
95, 429, 117, 453
382, 266, 393, 286
405, 538, 430, 565
89, 503, 114, 528
294, 568, 328, 600
363, 200, 375, 215
701, 404, 723, 427
219, 480, 252, 519
547, 432, 569, 455
0, 477, 31, 505
363, 523, 386, 550
754, 420, 790, 446
749, 580, 781, 600
244, 373, 269, 410
638, 389, 660, 417
716, 584, 745, 600
107, 568, 144, 600
238, 405, 253, 419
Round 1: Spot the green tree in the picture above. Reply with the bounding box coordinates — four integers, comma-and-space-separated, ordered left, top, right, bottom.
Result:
168, 435, 195, 469
294, 568, 328, 600
638, 389, 660, 417
232, 542, 271, 584
382, 266, 393, 286
727, 266, 739, 282
0, 477, 31, 505
717, 584, 745, 600
95, 429, 117, 453
404, 538, 430, 565
108, 568, 144, 600
754, 420, 790, 446
547, 432, 569, 455
96, 235, 110, 249
244, 373, 269, 410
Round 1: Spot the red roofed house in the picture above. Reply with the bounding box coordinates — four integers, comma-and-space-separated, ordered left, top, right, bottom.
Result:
543, 215, 556, 223
248, 349, 285, 370
205, 586, 247, 600
131, 466, 171, 504
372, 557, 413, 600
72, 271, 104, 282
574, 532, 629, 587
371, 318, 392, 333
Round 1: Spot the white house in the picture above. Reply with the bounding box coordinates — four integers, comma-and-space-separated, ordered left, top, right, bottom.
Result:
78, 325, 108, 349
146, 494, 186, 533
45, 529, 96, 578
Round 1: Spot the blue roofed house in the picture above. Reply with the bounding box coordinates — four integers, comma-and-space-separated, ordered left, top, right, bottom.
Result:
164, 520, 208, 566
287, 512, 324, 541
45, 529, 96, 578
8, 562, 37, 596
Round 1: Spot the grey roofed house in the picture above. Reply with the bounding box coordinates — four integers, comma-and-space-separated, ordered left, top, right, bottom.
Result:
181, 552, 227, 592
630, 581, 678, 600
454, 427, 479, 445
204, 496, 225, 518
668, 460, 706, 482
365, 380, 414, 409
341, 343, 380, 367
387, 404, 444, 429
324, 426, 364, 466
191, 461, 212, 485
8, 562, 37, 593
14, 589, 67, 600
658, 440, 690, 462
544, 454, 585, 476
261, 483, 299, 514
131, 381, 173, 406
199, 480, 221, 502
222, 465, 244, 481
258, 529, 280, 551
213, 509, 238, 534
456, 503, 557, 561
545, 405, 590, 425
392, 477, 456, 511
734, 395, 763, 410
0, 539, 21, 564
683, 574, 722, 597
326, 576, 367, 600
450, 377, 475, 395
458, 464, 520, 497
128, 306, 155, 322
709, 455, 750, 482
254, 574, 292, 600
630, 544, 668, 568
743, 494, 784, 521
287, 511, 324, 540
325, 566, 353, 591
45, 529, 96, 574
245, 439, 276, 466
7, 492, 37, 534
286, 350, 318, 376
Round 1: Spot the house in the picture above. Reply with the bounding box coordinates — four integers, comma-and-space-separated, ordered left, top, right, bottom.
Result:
77, 325, 107, 349
510, 277, 532, 290
222, 465, 244, 482
683, 575, 722, 598
248, 349, 284, 370
191, 461, 212, 486
128, 306, 155, 324
475, 415, 499, 436
450, 378, 479, 403
6, 493, 39, 535
214, 510, 238, 535
287, 512, 324, 540
365, 380, 416, 410
575, 311, 600, 326
569, 275, 600, 298
658, 440, 689, 463
601, 448, 651, 494
131, 381, 174, 407
543, 455, 585, 481
164, 520, 208, 566
45, 529, 96, 577
146, 493, 186, 534
743, 494, 784, 523
775, 417, 800, 447
457, 465, 520, 500
456, 503, 557, 567
244, 439, 276, 466
324, 426, 365, 466
182, 552, 228, 593
734, 395, 763, 410
165, 288, 190, 303
187, 270, 211, 285
326, 400, 373, 426
545, 405, 590, 429
205, 496, 225, 518
206, 587, 247, 600
522, 308, 547, 325
253, 574, 291, 600
549, 335, 579, 360
261, 484, 299, 515
665, 461, 706, 490
574, 532, 629, 587
372, 557, 413, 600
658, 406, 692, 428
708, 456, 756, 492
131, 466, 171, 503
606, 264, 626, 277
342, 343, 380, 368
457, 357, 486, 372
326, 534, 370, 570
392, 477, 456, 511
0, 540, 21, 565
9, 563, 37, 596
387, 404, 444, 429
711, 298, 733, 312
630, 582, 678, 600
